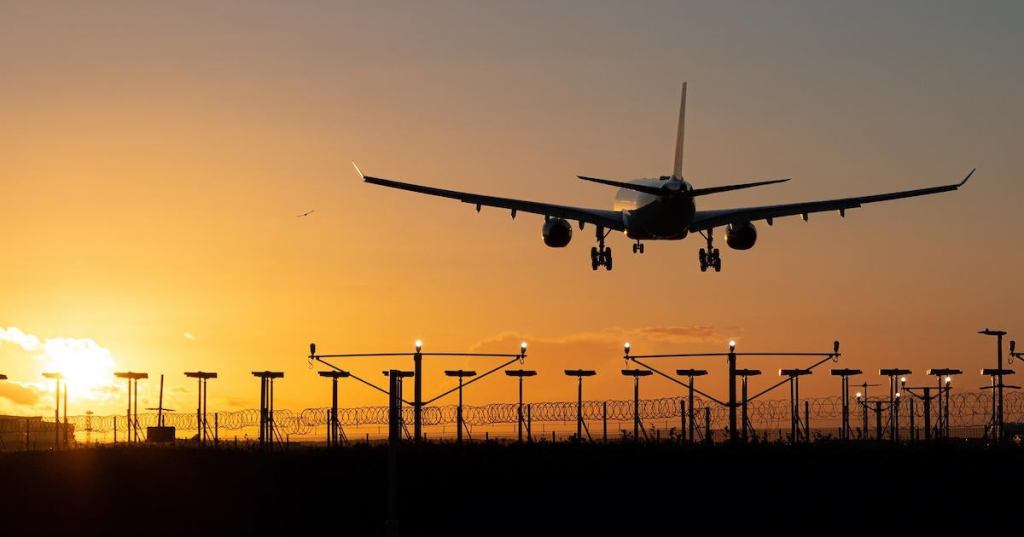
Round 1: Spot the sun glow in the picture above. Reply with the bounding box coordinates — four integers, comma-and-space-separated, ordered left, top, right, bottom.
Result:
40, 337, 117, 400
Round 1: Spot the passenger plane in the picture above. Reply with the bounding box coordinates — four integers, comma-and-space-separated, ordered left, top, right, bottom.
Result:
356, 83, 972, 272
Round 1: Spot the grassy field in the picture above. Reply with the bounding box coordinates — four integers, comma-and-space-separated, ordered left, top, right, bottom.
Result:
0, 441, 1016, 535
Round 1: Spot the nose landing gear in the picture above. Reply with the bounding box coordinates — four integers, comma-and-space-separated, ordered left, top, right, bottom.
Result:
591, 226, 613, 271
698, 229, 721, 272
632, 241, 644, 254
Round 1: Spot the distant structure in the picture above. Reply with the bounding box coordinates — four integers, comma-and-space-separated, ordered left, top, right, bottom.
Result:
114, 372, 148, 444
252, 371, 284, 447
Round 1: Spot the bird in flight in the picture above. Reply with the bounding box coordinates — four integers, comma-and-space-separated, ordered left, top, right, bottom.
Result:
297, 210, 315, 218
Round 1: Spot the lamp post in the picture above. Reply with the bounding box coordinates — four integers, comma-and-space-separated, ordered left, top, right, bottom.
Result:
564, 369, 596, 442
317, 370, 350, 447
251, 371, 284, 447
831, 369, 862, 441
780, 368, 812, 443
926, 368, 962, 439
734, 369, 761, 442
184, 371, 217, 445
444, 370, 477, 444
42, 372, 63, 449
114, 372, 148, 444
879, 368, 911, 442
979, 329, 1008, 441
674, 368, 709, 444
505, 369, 537, 443
621, 369, 653, 441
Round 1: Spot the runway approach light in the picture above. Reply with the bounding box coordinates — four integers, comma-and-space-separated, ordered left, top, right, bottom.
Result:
520, 341, 528, 353
415, 340, 422, 352
729, 340, 736, 352
901, 377, 907, 384
856, 392, 863, 399
624, 342, 631, 355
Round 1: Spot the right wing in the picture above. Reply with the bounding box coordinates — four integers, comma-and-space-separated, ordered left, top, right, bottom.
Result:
689, 169, 974, 232
357, 164, 626, 231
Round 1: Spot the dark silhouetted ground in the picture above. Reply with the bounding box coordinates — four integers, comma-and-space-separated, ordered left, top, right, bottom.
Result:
0, 441, 1014, 535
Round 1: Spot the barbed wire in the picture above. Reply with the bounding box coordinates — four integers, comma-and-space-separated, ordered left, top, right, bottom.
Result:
54, 391, 1024, 436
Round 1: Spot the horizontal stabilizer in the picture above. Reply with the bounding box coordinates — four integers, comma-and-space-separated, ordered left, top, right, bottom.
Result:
688, 178, 790, 197
577, 176, 665, 196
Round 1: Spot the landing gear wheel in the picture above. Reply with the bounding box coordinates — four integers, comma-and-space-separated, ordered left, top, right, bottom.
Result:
632, 242, 645, 255
591, 225, 613, 271
698, 230, 723, 273
639, 243, 644, 254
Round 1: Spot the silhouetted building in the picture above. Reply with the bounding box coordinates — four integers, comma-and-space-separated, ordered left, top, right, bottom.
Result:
0, 415, 74, 450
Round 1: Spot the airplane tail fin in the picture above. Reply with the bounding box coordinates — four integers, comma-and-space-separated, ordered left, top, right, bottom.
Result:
672, 82, 686, 180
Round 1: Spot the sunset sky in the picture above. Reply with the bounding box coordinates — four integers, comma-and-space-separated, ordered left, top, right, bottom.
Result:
2, 1, 1022, 419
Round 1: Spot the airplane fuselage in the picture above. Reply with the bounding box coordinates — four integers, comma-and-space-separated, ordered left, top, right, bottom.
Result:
615, 179, 695, 240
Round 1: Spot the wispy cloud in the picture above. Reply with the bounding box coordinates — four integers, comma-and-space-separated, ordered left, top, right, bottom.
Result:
0, 326, 41, 351
470, 324, 736, 353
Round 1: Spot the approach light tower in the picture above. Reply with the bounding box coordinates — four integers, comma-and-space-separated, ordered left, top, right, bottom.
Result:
505, 369, 537, 443
979, 329, 1009, 441
184, 371, 217, 445
114, 372, 148, 443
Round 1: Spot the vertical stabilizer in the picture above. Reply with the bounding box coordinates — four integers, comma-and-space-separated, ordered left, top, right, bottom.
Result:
672, 82, 687, 179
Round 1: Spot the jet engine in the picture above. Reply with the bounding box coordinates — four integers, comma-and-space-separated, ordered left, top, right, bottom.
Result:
542, 218, 573, 247
725, 221, 757, 250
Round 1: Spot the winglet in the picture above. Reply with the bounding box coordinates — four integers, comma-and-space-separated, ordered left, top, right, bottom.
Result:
959, 168, 976, 187
352, 161, 365, 180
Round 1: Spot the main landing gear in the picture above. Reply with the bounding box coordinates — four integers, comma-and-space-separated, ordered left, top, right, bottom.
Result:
632, 240, 645, 254
698, 228, 722, 272
591, 226, 613, 271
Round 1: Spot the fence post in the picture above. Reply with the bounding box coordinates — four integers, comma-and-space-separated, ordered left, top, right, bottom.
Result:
602, 401, 607, 443
704, 407, 712, 445
680, 400, 686, 446
804, 400, 810, 442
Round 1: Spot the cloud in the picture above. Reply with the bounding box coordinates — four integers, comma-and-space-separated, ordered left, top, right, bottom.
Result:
0, 326, 118, 406
0, 326, 41, 351
470, 324, 736, 353
0, 382, 43, 407
462, 325, 742, 403
634, 325, 727, 343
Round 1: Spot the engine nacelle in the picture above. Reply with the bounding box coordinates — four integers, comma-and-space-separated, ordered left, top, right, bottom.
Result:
542, 218, 573, 248
726, 221, 757, 250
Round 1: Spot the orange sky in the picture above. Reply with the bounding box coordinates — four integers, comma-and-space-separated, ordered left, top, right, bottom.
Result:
2, 2, 1022, 418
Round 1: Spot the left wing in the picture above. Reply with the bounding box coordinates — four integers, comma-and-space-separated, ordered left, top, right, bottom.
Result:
689, 169, 974, 232
357, 164, 626, 231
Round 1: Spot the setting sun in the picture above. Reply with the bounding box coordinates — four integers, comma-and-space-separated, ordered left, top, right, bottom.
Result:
39, 337, 117, 402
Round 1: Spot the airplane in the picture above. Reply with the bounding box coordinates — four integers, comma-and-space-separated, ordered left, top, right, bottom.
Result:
356, 83, 973, 272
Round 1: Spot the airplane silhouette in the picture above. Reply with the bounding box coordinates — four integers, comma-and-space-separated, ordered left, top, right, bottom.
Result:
356, 83, 972, 272
297, 210, 315, 218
